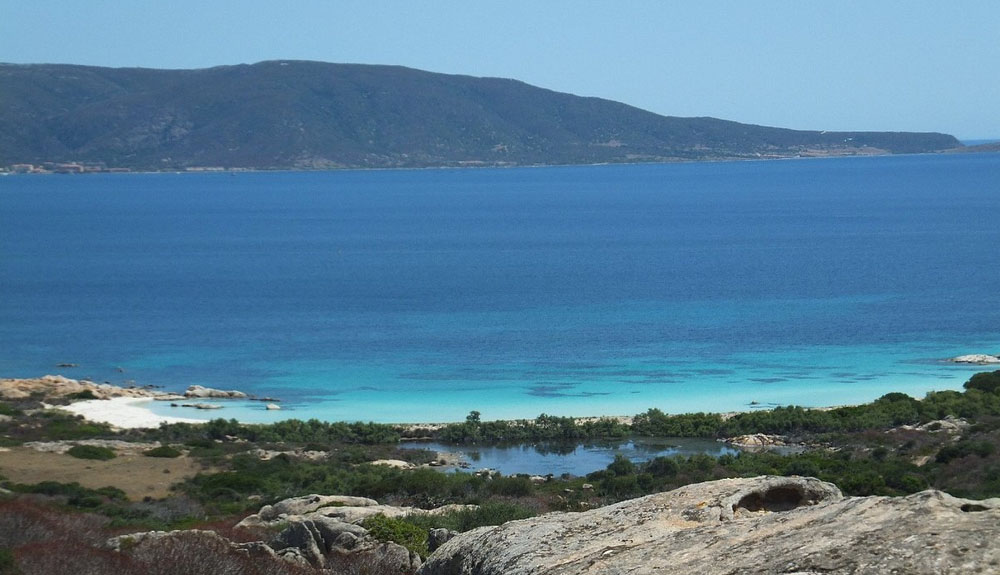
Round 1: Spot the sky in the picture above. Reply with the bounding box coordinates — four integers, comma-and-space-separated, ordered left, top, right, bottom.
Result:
2, 1, 998, 139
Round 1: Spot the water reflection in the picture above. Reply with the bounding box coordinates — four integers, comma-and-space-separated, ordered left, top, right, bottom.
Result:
399, 438, 741, 476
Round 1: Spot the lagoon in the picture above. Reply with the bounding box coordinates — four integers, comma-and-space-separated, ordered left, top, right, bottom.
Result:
2, 155, 999, 423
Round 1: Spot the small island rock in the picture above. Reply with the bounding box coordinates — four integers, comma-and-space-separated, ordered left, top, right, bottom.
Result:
183, 384, 248, 399
950, 354, 1000, 364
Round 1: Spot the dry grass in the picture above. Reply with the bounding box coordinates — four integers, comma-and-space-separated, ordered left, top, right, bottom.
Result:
0, 446, 207, 499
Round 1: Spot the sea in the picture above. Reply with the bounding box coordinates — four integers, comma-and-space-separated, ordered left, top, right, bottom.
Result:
2, 154, 999, 424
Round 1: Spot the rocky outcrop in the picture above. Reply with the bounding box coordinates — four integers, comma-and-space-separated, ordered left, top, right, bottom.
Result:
215, 493, 476, 571
176, 402, 223, 409
268, 516, 420, 571
23, 439, 161, 455
105, 529, 277, 559
723, 433, 787, 449
183, 384, 248, 399
244, 494, 380, 524
107, 495, 432, 573
419, 476, 1000, 575
950, 354, 1000, 364
895, 415, 971, 435
237, 493, 475, 530
0, 375, 156, 400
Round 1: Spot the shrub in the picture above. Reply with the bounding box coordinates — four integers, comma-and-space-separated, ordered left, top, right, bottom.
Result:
607, 455, 636, 477
361, 514, 428, 558
143, 445, 182, 458
0, 547, 18, 574
67, 390, 98, 400
936, 440, 996, 464
646, 456, 680, 477
67, 445, 116, 461
485, 475, 534, 497
0, 403, 22, 417
450, 502, 535, 531
965, 371, 1000, 394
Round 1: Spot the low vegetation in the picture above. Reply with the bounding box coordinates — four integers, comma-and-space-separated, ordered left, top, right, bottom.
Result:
142, 445, 182, 458
66, 445, 116, 461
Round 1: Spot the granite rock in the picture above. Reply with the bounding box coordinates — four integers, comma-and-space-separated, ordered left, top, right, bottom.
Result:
950, 354, 1000, 364
418, 476, 1000, 575
183, 384, 248, 398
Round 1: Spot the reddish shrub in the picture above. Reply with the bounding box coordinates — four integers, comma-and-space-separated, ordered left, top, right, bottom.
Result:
0, 499, 108, 547
14, 541, 140, 575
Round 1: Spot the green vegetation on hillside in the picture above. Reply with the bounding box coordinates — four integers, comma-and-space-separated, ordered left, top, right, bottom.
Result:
0, 61, 962, 171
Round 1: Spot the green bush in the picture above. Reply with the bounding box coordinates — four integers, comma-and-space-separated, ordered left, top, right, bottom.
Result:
936, 440, 996, 464
0, 402, 22, 417
66, 444, 116, 460
386, 503, 536, 553
143, 445, 183, 458
67, 389, 98, 400
9, 481, 127, 507
33, 413, 114, 440
607, 455, 636, 476
361, 514, 429, 558
965, 371, 1000, 394
486, 475, 534, 497
0, 547, 19, 574
646, 456, 680, 477
447, 502, 535, 531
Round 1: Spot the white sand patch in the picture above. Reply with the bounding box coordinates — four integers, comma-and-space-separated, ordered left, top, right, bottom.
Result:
59, 397, 205, 429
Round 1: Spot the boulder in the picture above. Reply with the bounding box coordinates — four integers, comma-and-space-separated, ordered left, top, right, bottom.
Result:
1, 375, 159, 400
418, 476, 1000, 575
179, 402, 223, 409
183, 384, 248, 398
106, 528, 278, 561
239, 493, 476, 529
428, 528, 459, 552
243, 493, 379, 525
724, 433, 787, 448
950, 354, 1000, 364
269, 515, 420, 571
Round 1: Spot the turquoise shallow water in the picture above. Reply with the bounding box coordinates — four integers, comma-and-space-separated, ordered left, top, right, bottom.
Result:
2, 154, 999, 423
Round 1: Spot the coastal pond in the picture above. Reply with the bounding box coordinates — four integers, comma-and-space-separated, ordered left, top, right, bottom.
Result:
400, 438, 748, 476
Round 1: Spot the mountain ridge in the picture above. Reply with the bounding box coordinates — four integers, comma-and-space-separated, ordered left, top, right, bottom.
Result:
0, 60, 963, 171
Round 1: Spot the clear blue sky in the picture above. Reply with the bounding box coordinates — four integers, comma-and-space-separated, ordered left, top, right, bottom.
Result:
3, 1, 998, 139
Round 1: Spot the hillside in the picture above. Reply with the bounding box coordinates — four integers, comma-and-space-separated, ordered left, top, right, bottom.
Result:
0, 60, 963, 171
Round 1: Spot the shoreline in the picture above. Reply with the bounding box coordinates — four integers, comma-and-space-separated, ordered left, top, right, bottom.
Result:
3, 364, 994, 431
58, 396, 206, 429
7, 147, 994, 177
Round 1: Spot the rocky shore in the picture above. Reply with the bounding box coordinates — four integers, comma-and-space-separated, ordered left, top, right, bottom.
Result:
0, 374, 159, 401
951, 353, 1000, 365
0, 375, 273, 429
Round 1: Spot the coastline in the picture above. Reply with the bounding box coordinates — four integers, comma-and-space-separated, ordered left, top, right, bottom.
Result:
3, 361, 995, 431
59, 396, 205, 429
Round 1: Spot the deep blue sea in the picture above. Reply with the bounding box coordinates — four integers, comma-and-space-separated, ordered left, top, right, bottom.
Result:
2, 154, 999, 423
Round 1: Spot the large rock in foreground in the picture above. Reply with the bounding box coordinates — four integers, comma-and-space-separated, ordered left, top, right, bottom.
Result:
419, 476, 1000, 575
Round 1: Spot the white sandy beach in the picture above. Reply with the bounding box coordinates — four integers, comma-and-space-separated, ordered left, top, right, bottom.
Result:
60, 397, 205, 429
